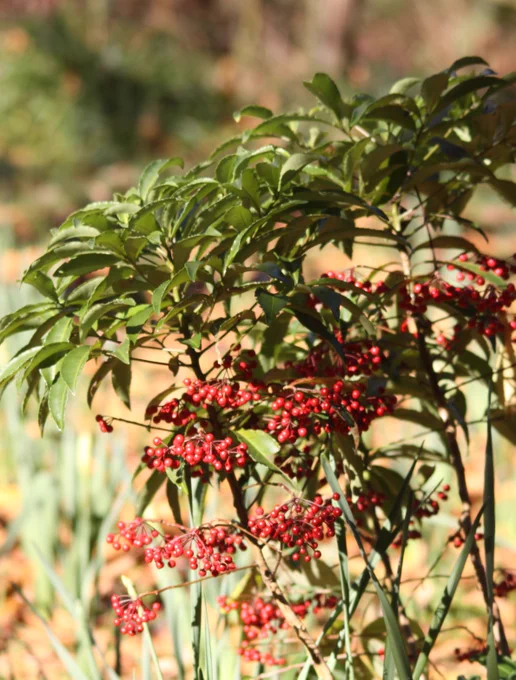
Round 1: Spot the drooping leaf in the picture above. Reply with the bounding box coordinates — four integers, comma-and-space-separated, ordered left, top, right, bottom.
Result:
23, 271, 58, 301
48, 375, 70, 431
255, 288, 289, 325
54, 253, 119, 277
233, 105, 273, 122
112, 360, 132, 409
136, 470, 166, 517
61, 346, 91, 394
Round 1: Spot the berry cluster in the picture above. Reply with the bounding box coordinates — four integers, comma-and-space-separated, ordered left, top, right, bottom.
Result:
398, 253, 516, 344
146, 398, 196, 426
248, 495, 341, 562
323, 270, 389, 296
448, 525, 484, 549
274, 444, 316, 480
453, 644, 487, 662
214, 347, 260, 382
346, 488, 387, 516
413, 483, 450, 519
387, 485, 451, 548
141, 432, 249, 474
111, 594, 161, 635
494, 570, 516, 598
182, 377, 263, 410
454, 252, 516, 281
266, 382, 396, 444
95, 414, 113, 433
217, 593, 338, 666
290, 339, 386, 380
107, 518, 246, 576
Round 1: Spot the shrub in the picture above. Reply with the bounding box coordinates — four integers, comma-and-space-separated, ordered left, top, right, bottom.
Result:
1, 56, 516, 678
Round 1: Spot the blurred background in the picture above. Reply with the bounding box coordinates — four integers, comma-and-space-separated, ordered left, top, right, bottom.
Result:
1, 1, 516, 678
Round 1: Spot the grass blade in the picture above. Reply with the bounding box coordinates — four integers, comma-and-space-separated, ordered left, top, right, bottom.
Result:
324, 455, 354, 678
14, 585, 90, 680
323, 456, 413, 679
383, 490, 413, 680
412, 505, 484, 679
187, 474, 208, 680
298, 456, 419, 680
485, 383, 500, 679
154, 566, 188, 680
122, 575, 164, 680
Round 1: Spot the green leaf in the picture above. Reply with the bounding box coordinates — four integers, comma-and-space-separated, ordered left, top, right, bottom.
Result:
122, 576, 164, 680
87, 358, 116, 407
152, 280, 171, 314
421, 73, 449, 113
139, 157, 184, 202
389, 408, 444, 432
435, 75, 506, 114
311, 285, 375, 334
215, 155, 237, 183
413, 236, 479, 253
113, 337, 131, 365
38, 392, 50, 435
448, 56, 489, 72
80, 299, 135, 342
255, 288, 289, 324
54, 253, 119, 277
0, 346, 42, 386
23, 271, 58, 301
185, 261, 201, 282
303, 73, 348, 120
291, 308, 346, 361
451, 260, 507, 288
61, 346, 91, 394
21, 342, 74, 383
412, 506, 484, 679
49, 224, 101, 246
135, 470, 166, 516
49, 375, 69, 431
126, 305, 154, 341
390, 77, 421, 94
364, 104, 416, 131
224, 205, 253, 229
489, 178, 516, 208
233, 105, 273, 122
234, 429, 291, 481
279, 153, 316, 189
112, 360, 131, 409
31, 545, 102, 680
46, 316, 73, 345
165, 475, 186, 525
241, 168, 262, 209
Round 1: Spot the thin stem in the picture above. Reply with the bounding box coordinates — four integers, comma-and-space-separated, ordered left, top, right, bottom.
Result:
415, 322, 510, 655
137, 563, 258, 599
103, 415, 172, 433
225, 471, 332, 680
181, 322, 333, 679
